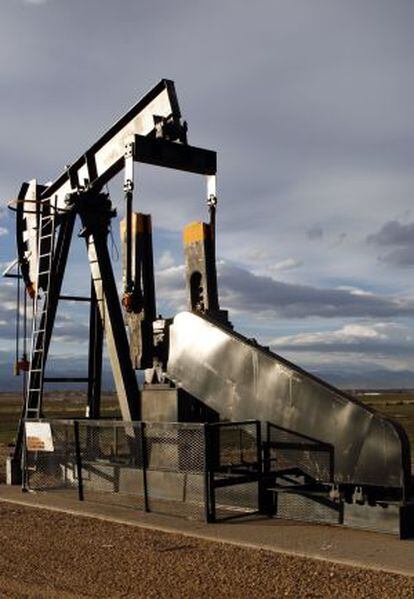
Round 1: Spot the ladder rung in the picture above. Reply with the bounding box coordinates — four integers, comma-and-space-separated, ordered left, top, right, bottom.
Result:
59, 295, 91, 302
40, 233, 54, 238
38, 270, 51, 275
28, 388, 41, 392
39, 253, 52, 258
44, 377, 89, 383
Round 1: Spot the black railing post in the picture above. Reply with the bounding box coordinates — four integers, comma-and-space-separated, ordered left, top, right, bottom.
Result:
204, 423, 216, 523
256, 420, 265, 514
73, 420, 84, 501
261, 422, 276, 516
141, 422, 149, 512
21, 424, 28, 492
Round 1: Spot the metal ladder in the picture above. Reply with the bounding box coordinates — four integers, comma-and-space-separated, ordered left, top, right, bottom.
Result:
24, 198, 57, 421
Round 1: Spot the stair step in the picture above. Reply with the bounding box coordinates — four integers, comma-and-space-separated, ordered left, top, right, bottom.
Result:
267, 485, 330, 497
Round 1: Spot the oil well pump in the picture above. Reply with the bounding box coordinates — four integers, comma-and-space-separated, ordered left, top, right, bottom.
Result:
5, 79, 414, 537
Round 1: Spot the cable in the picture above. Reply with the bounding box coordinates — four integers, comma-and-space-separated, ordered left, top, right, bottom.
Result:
23, 282, 27, 357
109, 223, 119, 262
15, 268, 20, 370
23, 279, 28, 392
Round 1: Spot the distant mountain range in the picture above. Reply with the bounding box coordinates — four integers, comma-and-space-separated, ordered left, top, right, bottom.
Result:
1, 352, 414, 392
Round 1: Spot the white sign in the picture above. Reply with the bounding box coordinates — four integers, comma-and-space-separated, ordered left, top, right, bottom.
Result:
25, 422, 54, 452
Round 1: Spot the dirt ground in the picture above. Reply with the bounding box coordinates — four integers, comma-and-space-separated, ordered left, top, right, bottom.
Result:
0, 502, 412, 599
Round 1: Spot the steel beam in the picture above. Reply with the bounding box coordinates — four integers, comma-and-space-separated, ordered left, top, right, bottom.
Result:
87, 281, 103, 419
40, 80, 182, 211
83, 223, 140, 422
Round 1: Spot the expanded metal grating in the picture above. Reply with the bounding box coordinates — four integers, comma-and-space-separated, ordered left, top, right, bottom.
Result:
267, 423, 333, 483
26, 419, 206, 520
25, 420, 78, 494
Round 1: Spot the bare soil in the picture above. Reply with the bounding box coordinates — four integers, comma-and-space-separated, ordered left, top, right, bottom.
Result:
0, 502, 412, 598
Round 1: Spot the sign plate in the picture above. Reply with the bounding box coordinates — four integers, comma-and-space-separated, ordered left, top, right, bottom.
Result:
25, 422, 54, 452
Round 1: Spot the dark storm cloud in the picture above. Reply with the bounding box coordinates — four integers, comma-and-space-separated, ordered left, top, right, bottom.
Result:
157, 262, 414, 319
307, 225, 324, 241
367, 221, 414, 246
367, 221, 414, 266
218, 263, 414, 318
0, 283, 88, 345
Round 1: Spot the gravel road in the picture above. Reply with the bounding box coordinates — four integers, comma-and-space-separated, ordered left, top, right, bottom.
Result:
0, 503, 412, 598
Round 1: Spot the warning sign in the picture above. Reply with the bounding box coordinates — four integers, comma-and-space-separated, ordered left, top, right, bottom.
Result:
25, 422, 54, 452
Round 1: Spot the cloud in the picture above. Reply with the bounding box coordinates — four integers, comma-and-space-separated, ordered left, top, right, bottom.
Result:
152, 260, 414, 319
269, 322, 413, 355
307, 225, 324, 241
244, 249, 273, 262
155, 264, 186, 313
367, 220, 414, 266
23, 0, 48, 5
269, 258, 303, 273
0, 227, 9, 237
367, 220, 414, 247
217, 262, 414, 319
0, 282, 88, 346
157, 250, 175, 270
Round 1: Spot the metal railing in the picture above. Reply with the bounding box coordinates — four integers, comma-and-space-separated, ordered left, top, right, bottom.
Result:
24, 418, 263, 522
23, 418, 335, 524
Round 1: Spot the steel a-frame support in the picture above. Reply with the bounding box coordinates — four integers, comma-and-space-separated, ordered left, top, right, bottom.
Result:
87, 282, 103, 419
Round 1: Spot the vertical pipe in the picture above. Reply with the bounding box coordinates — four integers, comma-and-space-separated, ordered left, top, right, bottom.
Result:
125, 190, 133, 293
74, 420, 84, 501
21, 427, 27, 492
15, 265, 21, 375
204, 423, 216, 523
256, 420, 264, 514
203, 423, 210, 522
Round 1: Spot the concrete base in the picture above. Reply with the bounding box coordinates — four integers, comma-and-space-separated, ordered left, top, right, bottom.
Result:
141, 384, 218, 423
64, 460, 205, 506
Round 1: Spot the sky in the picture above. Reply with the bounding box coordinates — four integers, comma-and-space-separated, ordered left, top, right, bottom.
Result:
1, 0, 414, 389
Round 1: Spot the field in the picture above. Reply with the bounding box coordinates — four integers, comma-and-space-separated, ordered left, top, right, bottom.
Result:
0, 389, 413, 453
355, 391, 414, 459
0, 389, 413, 485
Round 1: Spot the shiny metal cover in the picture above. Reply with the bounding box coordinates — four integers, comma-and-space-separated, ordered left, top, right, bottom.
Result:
167, 312, 411, 488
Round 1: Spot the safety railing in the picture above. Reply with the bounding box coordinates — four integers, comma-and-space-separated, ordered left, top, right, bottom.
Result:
204, 420, 262, 522
23, 418, 263, 522
264, 422, 334, 483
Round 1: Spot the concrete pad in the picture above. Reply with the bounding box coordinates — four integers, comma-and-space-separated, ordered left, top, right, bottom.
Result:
0, 484, 413, 577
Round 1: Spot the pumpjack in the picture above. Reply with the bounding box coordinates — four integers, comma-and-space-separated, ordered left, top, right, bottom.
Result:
5, 79, 414, 537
